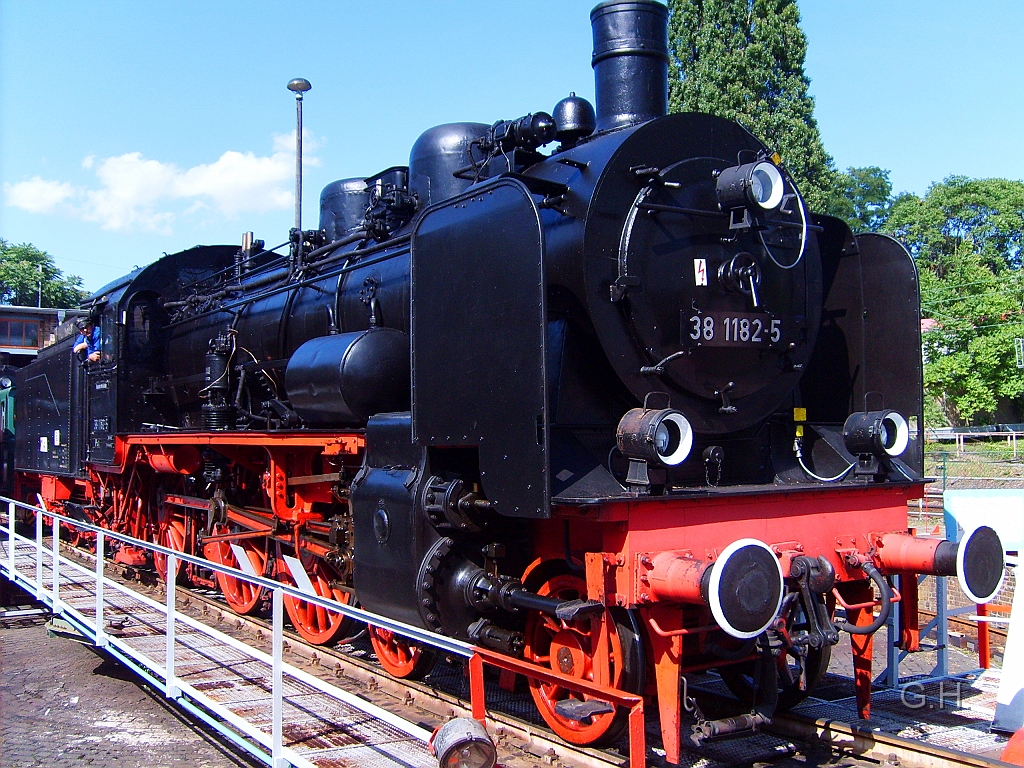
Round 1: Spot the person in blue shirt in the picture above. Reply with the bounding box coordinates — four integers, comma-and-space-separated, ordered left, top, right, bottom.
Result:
73, 318, 101, 363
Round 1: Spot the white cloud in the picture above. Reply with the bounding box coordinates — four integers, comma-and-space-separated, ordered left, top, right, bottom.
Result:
177, 150, 293, 217
3, 177, 76, 213
3, 137, 310, 233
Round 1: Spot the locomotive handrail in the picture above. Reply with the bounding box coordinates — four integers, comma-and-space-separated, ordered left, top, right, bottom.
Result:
1, 497, 441, 768
176, 240, 291, 291
3, 496, 652, 766
164, 237, 412, 329
1, 495, 474, 658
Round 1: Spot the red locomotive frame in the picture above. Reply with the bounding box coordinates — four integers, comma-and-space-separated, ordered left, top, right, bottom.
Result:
22, 436, 932, 764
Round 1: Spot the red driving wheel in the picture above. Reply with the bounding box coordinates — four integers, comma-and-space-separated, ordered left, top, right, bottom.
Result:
203, 525, 268, 615
523, 573, 642, 746
153, 515, 188, 584
278, 554, 357, 645
368, 625, 437, 680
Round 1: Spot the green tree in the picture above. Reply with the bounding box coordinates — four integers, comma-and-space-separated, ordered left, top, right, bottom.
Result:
881, 177, 1024, 425
667, 0, 843, 214
884, 176, 1024, 276
0, 240, 88, 308
833, 166, 893, 233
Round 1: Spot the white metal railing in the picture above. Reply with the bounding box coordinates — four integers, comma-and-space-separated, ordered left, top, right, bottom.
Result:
0, 495, 472, 768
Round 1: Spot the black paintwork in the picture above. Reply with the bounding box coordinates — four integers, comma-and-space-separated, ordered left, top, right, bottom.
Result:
591, 0, 669, 132
14, 338, 80, 475
799, 224, 924, 474
319, 178, 369, 241
411, 179, 549, 518
8, 0, 927, 651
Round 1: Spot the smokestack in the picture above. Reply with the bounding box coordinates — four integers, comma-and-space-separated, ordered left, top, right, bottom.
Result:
590, 0, 669, 132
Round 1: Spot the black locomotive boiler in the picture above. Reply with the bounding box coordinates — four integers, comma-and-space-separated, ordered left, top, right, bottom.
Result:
13, 1, 1005, 761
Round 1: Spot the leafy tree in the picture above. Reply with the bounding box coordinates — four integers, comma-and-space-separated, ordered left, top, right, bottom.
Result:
884, 176, 1024, 276
881, 178, 1024, 425
0, 240, 88, 308
667, 0, 843, 215
833, 166, 893, 233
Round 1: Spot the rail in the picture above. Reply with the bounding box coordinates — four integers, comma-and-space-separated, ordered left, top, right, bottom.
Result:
0, 495, 646, 767
771, 709, 1013, 768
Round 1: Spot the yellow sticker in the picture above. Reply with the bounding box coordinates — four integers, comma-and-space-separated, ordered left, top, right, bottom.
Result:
793, 407, 807, 422
795, 424, 804, 437
771, 152, 782, 165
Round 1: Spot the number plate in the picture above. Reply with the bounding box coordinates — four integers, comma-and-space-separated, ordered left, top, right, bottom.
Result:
681, 311, 783, 347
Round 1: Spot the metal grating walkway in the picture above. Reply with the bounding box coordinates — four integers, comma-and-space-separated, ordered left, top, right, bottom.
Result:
791, 673, 1010, 756
0, 529, 436, 768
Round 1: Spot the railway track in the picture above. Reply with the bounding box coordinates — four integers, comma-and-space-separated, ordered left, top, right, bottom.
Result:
53, 540, 1013, 768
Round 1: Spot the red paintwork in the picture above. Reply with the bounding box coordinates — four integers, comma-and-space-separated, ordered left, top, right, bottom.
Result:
27, 434, 937, 766
144, 445, 201, 475
41, 475, 73, 501
843, 580, 877, 719
899, 573, 921, 653
529, 482, 927, 762
645, 552, 706, 603
872, 531, 943, 574
113, 545, 148, 566
538, 483, 924, 606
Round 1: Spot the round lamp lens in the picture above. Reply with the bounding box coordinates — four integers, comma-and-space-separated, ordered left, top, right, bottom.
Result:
750, 162, 784, 210
880, 413, 909, 457
444, 742, 495, 768
654, 412, 693, 466
878, 421, 891, 449
750, 173, 764, 203
655, 421, 672, 454
431, 718, 497, 768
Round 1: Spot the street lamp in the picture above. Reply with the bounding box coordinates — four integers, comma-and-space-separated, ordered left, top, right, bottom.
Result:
287, 78, 312, 268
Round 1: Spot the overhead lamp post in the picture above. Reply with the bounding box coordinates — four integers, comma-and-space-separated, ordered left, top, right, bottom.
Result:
287, 77, 312, 267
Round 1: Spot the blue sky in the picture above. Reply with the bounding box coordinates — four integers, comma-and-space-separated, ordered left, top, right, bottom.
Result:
2, 1, 1022, 293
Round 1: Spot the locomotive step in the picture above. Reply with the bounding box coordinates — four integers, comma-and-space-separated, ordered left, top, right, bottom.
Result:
553, 697, 615, 724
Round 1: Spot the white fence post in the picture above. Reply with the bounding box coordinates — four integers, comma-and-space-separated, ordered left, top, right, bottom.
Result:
35, 506, 42, 593
272, 586, 284, 767
51, 513, 59, 611
165, 553, 179, 699
7, 500, 14, 575
936, 575, 949, 677
95, 531, 106, 647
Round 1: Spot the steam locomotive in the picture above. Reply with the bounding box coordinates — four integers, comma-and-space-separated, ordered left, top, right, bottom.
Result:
11, 0, 1005, 760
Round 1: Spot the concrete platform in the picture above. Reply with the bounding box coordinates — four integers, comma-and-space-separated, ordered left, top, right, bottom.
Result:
0, 533, 438, 768
1, 610, 260, 768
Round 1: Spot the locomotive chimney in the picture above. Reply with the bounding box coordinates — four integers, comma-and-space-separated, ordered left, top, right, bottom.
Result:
590, 0, 669, 133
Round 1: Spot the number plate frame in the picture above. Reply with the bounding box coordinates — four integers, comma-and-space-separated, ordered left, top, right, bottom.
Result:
680, 310, 785, 348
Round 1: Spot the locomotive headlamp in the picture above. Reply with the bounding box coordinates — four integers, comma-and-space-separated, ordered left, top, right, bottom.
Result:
716, 160, 785, 212
843, 410, 910, 459
616, 407, 693, 467
430, 718, 497, 768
